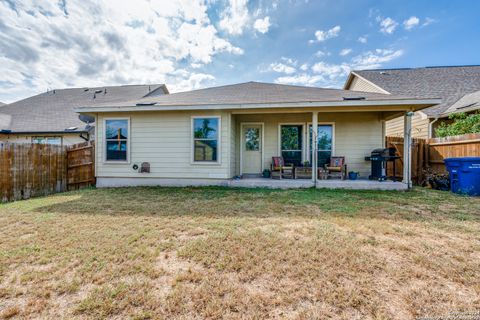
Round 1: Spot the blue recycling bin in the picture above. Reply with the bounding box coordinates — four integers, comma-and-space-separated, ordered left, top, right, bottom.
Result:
444, 157, 480, 196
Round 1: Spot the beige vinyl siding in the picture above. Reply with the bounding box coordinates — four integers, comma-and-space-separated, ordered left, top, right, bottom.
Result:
234, 112, 383, 177
347, 75, 386, 93
0, 133, 85, 145
385, 113, 430, 139
96, 111, 231, 179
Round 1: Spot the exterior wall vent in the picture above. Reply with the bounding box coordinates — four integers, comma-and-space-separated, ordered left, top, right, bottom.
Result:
140, 162, 150, 173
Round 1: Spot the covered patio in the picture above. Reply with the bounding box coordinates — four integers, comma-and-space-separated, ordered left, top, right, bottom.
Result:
232, 108, 420, 189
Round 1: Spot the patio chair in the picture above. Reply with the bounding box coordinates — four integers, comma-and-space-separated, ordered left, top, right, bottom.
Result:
325, 156, 347, 180
271, 156, 294, 179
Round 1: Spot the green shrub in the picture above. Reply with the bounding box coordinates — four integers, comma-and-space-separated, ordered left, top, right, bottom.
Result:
435, 112, 480, 137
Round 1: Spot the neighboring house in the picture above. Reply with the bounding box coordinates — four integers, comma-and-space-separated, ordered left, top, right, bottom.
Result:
444, 90, 480, 115
75, 82, 438, 188
343, 65, 480, 139
0, 84, 168, 146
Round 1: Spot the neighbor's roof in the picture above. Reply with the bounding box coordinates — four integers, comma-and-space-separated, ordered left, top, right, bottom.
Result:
443, 90, 480, 115
345, 65, 480, 117
0, 102, 5, 106
75, 81, 439, 112
0, 84, 168, 133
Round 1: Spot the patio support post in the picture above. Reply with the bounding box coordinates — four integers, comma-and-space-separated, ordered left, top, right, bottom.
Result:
312, 111, 318, 184
403, 111, 413, 188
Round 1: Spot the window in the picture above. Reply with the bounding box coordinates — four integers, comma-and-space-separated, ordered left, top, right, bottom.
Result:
105, 119, 129, 161
32, 136, 62, 145
245, 128, 260, 151
193, 117, 219, 162
280, 125, 303, 166
309, 124, 333, 167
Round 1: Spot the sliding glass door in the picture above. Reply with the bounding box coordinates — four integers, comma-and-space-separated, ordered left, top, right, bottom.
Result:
280, 125, 303, 166
309, 124, 333, 167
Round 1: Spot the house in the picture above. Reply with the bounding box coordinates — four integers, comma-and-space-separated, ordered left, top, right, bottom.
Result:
343, 65, 480, 139
444, 90, 480, 114
0, 84, 168, 146
75, 82, 439, 189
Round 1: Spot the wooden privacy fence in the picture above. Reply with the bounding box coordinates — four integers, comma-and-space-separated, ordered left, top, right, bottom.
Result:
427, 133, 480, 173
67, 141, 95, 190
0, 142, 95, 202
385, 136, 428, 185
385, 133, 480, 185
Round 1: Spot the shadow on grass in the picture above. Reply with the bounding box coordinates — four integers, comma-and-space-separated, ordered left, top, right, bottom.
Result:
3, 186, 479, 222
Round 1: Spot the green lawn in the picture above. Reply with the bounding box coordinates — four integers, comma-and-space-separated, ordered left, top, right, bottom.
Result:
0, 187, 479, 319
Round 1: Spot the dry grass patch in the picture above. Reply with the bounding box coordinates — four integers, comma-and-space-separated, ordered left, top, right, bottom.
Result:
0, 186, 479, 319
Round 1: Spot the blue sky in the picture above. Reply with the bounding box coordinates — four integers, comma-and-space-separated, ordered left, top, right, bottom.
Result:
0, 0, 479, 103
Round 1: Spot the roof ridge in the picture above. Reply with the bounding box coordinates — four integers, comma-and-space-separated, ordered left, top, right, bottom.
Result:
168, 81, 355, 95
355, 65, 480, 72
49, 84, 164, 91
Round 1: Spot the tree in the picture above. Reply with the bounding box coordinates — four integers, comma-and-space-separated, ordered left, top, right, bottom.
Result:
435, 112, 480, 137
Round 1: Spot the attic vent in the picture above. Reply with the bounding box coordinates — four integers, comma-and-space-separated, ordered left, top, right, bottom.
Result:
94, 90, 103, 94
136, 102, 156, 106
343, 96, 366, 101
84, 88, 89, 92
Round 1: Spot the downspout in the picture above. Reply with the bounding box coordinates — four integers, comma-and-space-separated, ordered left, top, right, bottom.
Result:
428, 116, 439, 139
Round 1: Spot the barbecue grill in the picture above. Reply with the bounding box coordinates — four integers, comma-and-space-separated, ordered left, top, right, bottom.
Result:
364, 148, 400, 181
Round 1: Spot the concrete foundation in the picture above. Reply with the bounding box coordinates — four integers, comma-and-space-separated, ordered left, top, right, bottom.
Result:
97, 177, 408, 191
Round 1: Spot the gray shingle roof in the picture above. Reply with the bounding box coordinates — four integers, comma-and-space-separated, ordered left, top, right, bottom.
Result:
0, 84, 167, 133
443, 90, 480, 115
351, 66, 480, 117
78, 81, 431, 110
0, 102, 5, 106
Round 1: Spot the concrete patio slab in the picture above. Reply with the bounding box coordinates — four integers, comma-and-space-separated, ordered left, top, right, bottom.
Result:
228, 178, 408, 190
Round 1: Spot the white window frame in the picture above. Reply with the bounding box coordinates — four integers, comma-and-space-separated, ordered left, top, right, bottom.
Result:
278, 122, 306, 163
191, 115, 222, 165
103, 117, 130, 164
306, 122, 336, 161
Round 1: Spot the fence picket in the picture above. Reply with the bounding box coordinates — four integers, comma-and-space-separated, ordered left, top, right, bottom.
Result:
386, 133, 480, 185
0, 142, 95, 202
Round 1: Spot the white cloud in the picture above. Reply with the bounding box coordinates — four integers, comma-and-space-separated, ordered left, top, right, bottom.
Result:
275, 74, 323, 87
253, 16, 271, 34
311, 61, 350, 79
379, 17, 398, 34
191, 63, 203, 69
311, 25, 341, 42
0, 0, 243, 102
269, 62, 296, 74
218, 0, 249, 35
315, 50, 329, 57
277, 47, 404, 88
339, 48, 352, 56
403, 16, 419, 30
267, 57, 297, 74
300, 63, 308, 71
358, 36, 367, 44
422, 17, 435, 27
351, 49, 404, 69
168, 73, 215, 92
280, 57, 297, 66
